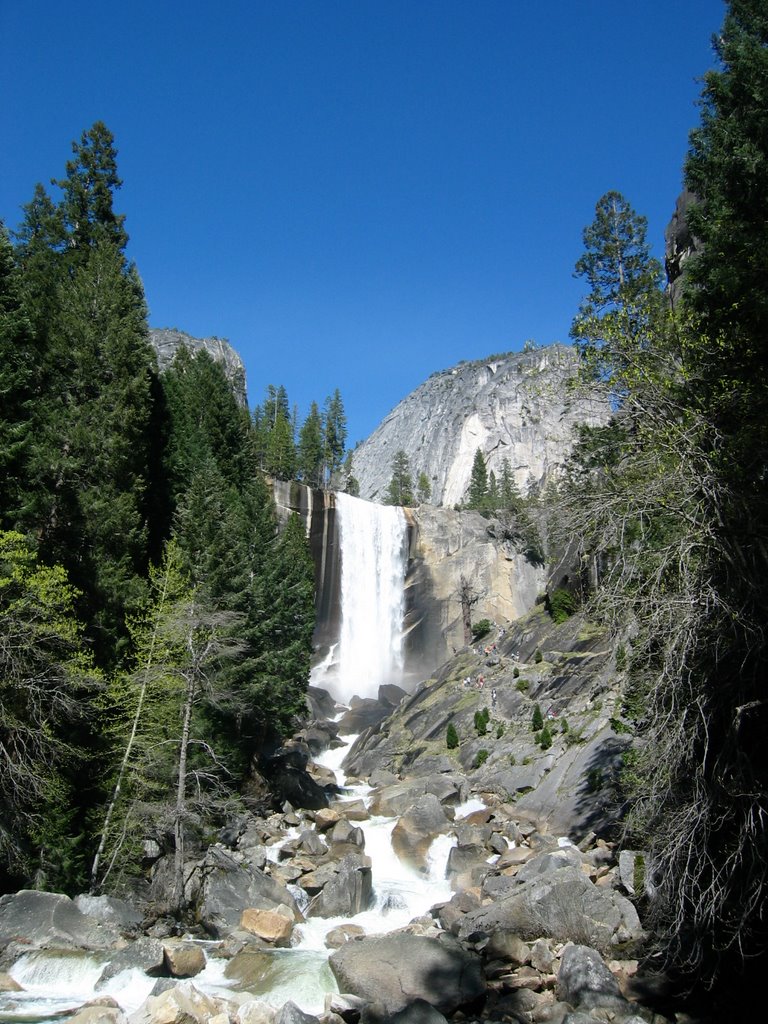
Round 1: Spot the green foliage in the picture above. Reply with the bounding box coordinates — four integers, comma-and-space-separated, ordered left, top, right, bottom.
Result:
466, 448, 488, 510
513, 666, 520, 678
446, 722, 459, 749
495, 723, 505, 739
473, 749, 489, 769
323, 389, 347, 482
474, 707, 490, 736
531, 704, 544, 731
471, 619, 492, 642
385, 449, 414, 506
534, 649, 543, 663
297, 401, 324, 487
560, 718, 570, 734
539, 725, 552, 750
586, 768, 603, 792
547, 587, 578, 624
515, 678, 529, 692
508, 754, 517, 766
416, 472, 432, 504
616, 643, 627, 672
0, 531, 99, 889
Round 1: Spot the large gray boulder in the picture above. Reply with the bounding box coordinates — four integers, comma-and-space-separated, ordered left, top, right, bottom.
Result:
458, 867, 643, 951
196, 847, 300, 937
556, 944, 628, 1012
329, 933, 485, 1015
74, 895, 143, 935
368, 776, 466, 817
307, 854, 373, 918
390, 794, 451, 873
0, 891, 118, 951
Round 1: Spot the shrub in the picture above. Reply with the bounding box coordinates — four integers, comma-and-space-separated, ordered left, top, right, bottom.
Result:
509, 754, 517, 766
560, 718, 569, 734
534, 649, 543, 664
473, 749, 489, 769
516, 678, 529, 693
547, 587, 578, 624
471, 619, 492, 642
496, 723, 505, 739
446, 723, 459, 749
513, 667, 520, 678
539, 725, 552, 750
616, 643, 627, 672
586, 767, 603, 792
531, 704, 544, 731
474, 708, 490, 735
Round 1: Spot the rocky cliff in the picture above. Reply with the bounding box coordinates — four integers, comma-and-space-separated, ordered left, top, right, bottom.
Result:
149, 327, 248, 406
352, 344, 609, 507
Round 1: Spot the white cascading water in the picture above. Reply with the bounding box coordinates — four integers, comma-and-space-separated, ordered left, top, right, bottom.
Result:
316, 492, 408, 701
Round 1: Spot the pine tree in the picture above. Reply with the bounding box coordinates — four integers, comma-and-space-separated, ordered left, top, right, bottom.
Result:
298, 402, 324, 487
323, 389, 347, 483
416, 472, 432, 504
385, 450, 414, 506
466, 449, 488, 509
0, 224, 36, 527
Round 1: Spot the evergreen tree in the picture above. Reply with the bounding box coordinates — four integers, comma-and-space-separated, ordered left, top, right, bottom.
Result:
385, 450, 414, 506
416, 472, 432, 504
466, 449, 488, 509
0, 224, 36, 527
298, 402, 324, 487
323, 389, 347, 482
342, 451, 360, 496
487, 471, 499, 510
56, 121, 129, 257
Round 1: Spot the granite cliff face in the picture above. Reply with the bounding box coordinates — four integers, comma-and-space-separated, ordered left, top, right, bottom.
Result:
352, 344, 609, 507
149, 327, 248, 406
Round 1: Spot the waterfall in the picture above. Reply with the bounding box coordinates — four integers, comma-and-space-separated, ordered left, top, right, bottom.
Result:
315, 492, 408, 702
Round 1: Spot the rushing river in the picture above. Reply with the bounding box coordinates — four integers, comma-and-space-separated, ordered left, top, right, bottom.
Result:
0, 731, 488, 1021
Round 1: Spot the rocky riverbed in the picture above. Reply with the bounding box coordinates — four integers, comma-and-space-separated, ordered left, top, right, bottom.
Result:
0, 612, 696, 1023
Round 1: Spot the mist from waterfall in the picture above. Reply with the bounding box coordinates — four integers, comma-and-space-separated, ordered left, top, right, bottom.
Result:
314, 492, 408, 702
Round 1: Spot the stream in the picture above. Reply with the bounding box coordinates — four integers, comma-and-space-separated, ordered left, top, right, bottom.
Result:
0, 731, 488, 1022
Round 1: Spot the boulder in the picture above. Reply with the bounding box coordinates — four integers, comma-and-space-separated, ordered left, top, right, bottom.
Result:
556, 944, 628, 1012
458, 867, 644, 951
65, 1006, 126, 1024
0, 972, 22, 991
274, 1001, 320, 1024
240, 908, 293, 945
390, 794, 450, 873
73, 895, 143, 935
324, 924, 366, 949
196, 847, 300, 937
162, 941, 206, 978
335, 799, 368, 822
0, 891, 118, 951
307, 855, 373, 918
313, 809, 341, 832
236, 1000, 277, 1024
329, 933, 485, 1015
127, 980, 225, 1024
98, 937, 166, 985
369, 777, 464, 817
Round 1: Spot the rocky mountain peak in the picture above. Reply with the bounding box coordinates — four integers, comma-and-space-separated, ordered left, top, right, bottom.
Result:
149, 327, 248, 406
352, 343, 609, 507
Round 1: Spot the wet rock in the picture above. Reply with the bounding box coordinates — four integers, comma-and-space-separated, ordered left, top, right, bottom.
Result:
445, 843, 488, 881
390, 794, 450, 873
307, 854, 373, 918
330, 820, 365, 848
329, 933, 485, 1015
335, 799, 368, 822
97, 937, 166, 985
162, 940, 206, 978
368, 776, 464, 817
240, 908, 294, 945
313, 809, 341, 832
324, 924, 366, 949
297, 830, 327, 857
0, 972, 22, 991
0, 891, 118, 952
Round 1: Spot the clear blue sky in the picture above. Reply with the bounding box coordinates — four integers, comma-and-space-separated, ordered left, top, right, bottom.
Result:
1, 1, 724, 446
